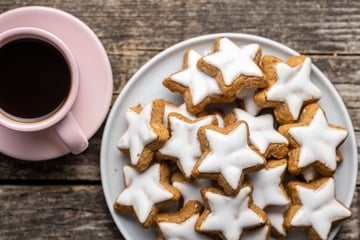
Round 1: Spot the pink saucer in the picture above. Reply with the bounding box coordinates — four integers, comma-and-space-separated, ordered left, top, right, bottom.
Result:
0, 6, 113, 160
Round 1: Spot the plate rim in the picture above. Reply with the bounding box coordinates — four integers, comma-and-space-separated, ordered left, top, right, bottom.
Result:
100, 32, 357, 239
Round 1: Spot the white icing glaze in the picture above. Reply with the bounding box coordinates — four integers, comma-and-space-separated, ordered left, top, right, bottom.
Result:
199, 186, 265, 239
116, 164, 174, 223
203, 49, 213, 56
266, 57, 321, 119
266, 205, 288, 236
203, 38, 263, 85
233, 108, 288, 154
173, 178, 212, 204
236, 88, 262, 116
171, 49, 222, 105
241, 225, 270, 240
197, 122, 264, 190
247, 161, 289, 209
290, 178, 351, 239
302, 167, 319, 182
117, 102, 157, 165
159, 214, 210, 240
163, 102, 195, 127
289, 109, 348, 170
214, 113, 224, 128
159, 115, 215, 178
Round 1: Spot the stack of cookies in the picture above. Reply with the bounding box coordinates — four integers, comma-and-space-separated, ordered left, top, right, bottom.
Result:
113, 37, 351, 240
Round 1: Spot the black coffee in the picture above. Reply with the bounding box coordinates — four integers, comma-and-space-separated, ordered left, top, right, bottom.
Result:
0, 38, 71, 119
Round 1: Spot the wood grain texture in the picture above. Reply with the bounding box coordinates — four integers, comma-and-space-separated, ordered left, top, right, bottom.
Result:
0, 185, 358, 239
2, 0, 360, 92
0, 185, 121, 239
0, 0, 359, 239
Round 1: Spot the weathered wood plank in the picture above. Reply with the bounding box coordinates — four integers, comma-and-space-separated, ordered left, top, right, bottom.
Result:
81, 0, 360, 54
1, 1, 360, 62
0, 185, 358, 239
2, 1, 359, 90
312, 56, 360, 85
337, 185, 359, 240
0, 185, 122, 239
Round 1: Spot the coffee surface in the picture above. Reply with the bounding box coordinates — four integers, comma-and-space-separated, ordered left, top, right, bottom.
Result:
0, 38, 71, 119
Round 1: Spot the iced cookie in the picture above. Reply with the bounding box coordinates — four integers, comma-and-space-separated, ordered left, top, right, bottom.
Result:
163, 49, 234, 114
213, 112, 225, 128
157, 113, 217, 179
278, 103, 348, 176
113, 163, 180, 228
266, 205, 288, 238
195, 185, 267, 240
225, 108, 288, 159
285, 177, 351, 240
246, 159, 289, 238
117, 99, 169, 171
198, 37, 266, 97
156, 201, 211, 240
236, 88, 263, 116
301, 167, 319, 182
172, 171, 212, 206
246, 159, 289, 209
193, 121, 265, 195
201, 106, 226, 128
163, 101, 195, 127
254, 55, 321, 124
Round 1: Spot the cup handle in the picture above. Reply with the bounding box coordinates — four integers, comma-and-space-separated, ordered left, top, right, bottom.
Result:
54, 112, 88, 154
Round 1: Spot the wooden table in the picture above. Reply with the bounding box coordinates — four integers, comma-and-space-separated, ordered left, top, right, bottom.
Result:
0, 1, 359, 239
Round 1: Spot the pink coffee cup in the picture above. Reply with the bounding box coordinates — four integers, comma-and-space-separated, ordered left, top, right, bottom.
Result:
0, 27, 88, 154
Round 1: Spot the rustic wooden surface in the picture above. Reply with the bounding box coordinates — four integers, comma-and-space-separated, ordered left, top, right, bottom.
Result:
0, 0, 359, 239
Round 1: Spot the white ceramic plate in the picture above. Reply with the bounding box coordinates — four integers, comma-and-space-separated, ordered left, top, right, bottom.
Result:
100, 33, 357, 239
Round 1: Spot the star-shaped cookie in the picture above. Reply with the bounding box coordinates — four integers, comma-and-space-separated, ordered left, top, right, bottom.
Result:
117, 99, 169, 170
301, 167, 319, 182
195, 185, 267, 240
266, 205, 288, 238
247, 159, 290, 209
279, 103, 348, 176
285, 177, 351, 240
198, 37, 266, 97
157, 201, 210, 240
254, 55, 321, 124
163, 101, 195, 127
157, 113, 217, 179
172, 171, 213, 205
193, 121, 265, 195
163, 49, 233, 114
114, 163, 180, 228
226, 108, 288, 159
236, 88, 263, 116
